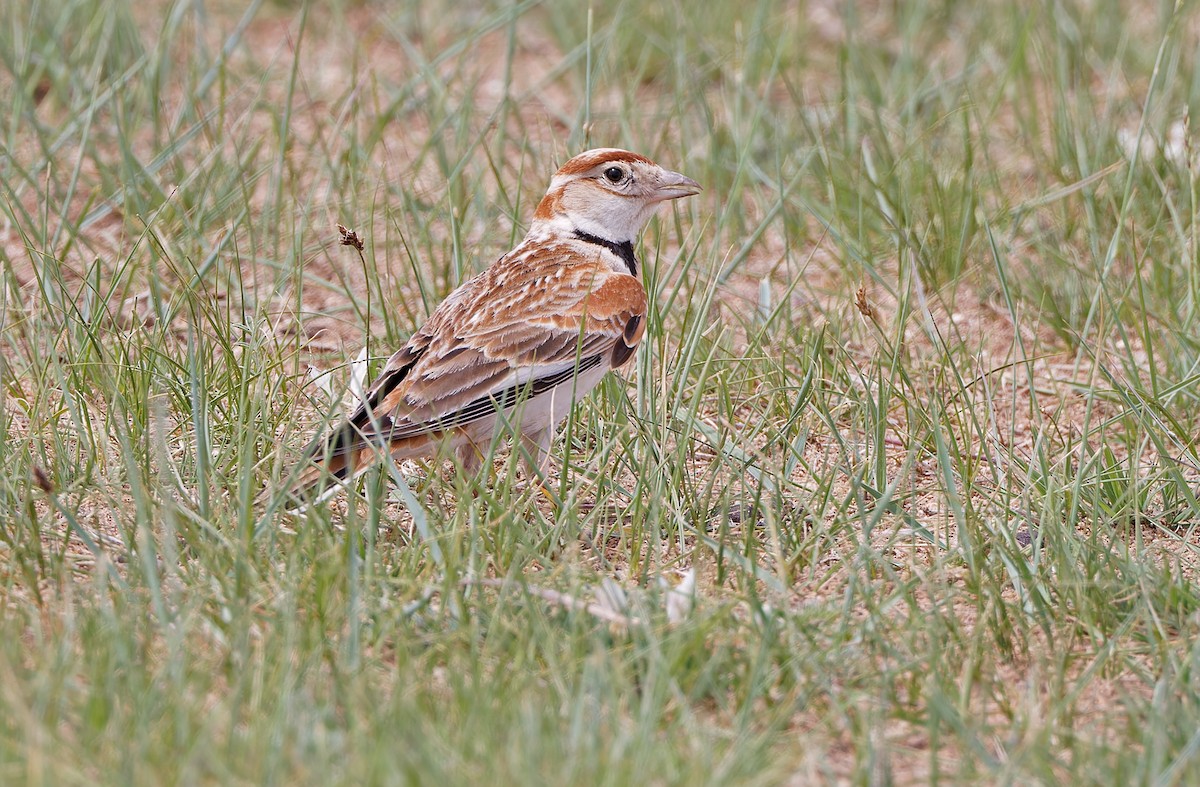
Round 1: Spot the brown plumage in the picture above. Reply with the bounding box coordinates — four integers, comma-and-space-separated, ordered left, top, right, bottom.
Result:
291, 148, 700, 500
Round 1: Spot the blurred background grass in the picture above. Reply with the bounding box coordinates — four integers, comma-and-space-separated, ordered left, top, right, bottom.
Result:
2, 0, 1200, 783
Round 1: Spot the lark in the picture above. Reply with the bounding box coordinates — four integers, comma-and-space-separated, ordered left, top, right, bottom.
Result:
292, 148, 700, 499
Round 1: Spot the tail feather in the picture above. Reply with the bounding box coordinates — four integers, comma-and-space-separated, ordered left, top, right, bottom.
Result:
284, 348, 424, 506
286, 421, 372, 504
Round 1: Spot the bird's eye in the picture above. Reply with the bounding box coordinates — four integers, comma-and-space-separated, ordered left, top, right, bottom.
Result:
603, 166, 626, 184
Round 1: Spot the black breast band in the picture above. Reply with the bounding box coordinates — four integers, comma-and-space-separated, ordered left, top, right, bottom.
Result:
573, 230, 638, 276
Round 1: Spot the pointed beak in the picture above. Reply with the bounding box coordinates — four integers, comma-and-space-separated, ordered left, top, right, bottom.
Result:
653, 169, 702, 201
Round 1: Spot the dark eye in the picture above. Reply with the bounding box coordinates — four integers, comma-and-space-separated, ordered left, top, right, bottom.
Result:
603, 166, 625, 183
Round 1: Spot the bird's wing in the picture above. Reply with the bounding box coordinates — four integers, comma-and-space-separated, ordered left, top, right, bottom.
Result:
311, 252, 646, 469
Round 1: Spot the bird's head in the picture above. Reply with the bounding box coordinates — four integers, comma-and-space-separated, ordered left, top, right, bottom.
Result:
531, 148, 701, 244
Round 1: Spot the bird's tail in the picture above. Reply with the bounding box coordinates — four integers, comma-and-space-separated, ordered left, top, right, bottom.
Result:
277, 419, 377, 508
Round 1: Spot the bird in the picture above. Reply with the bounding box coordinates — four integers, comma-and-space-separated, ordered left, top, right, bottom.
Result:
290, 148, 701, 501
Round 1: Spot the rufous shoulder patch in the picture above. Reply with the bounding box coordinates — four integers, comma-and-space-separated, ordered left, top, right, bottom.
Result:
584, 273, 647, 319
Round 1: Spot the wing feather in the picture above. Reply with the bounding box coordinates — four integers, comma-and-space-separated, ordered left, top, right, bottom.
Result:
303, 243, 647, 477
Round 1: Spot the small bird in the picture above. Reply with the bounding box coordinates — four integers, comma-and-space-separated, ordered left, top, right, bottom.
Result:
291, 148, 701, 500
